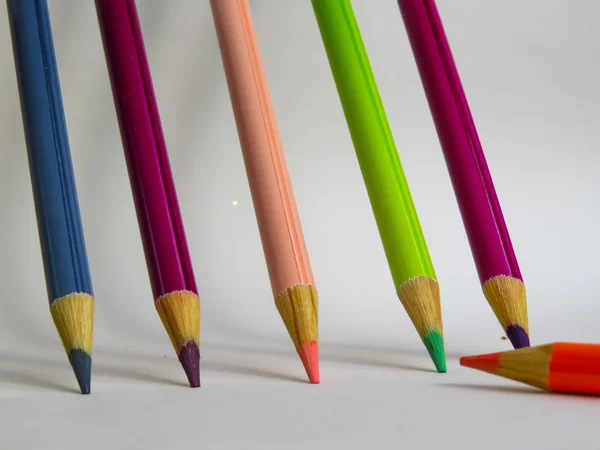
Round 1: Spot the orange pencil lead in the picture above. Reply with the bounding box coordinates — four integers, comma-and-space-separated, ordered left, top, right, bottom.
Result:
460, 353, 502, 374
298, 342, 320, 384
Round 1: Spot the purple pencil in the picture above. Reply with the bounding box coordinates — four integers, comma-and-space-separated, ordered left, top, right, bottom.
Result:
95, 0, 201, 385
397, 0, 529, 348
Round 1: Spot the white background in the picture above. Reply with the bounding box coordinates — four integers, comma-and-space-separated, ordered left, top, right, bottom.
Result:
0, 0, 598, 448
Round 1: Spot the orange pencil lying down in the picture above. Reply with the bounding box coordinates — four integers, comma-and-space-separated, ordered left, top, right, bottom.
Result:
461, 342, 600, 395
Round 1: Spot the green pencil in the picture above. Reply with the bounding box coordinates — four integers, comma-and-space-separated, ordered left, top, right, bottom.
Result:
311, 0, 445, 372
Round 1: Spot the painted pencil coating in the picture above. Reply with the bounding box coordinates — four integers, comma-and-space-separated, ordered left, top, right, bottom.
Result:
311, 0, 445, 371
548, 343, 600, 394
210, 0, 314, 295
397, 0, 528, 348
397, 0, 520, 283
7, 0, 94, 394
210, 0, 319, 383
7, 0, 94, 304
312, 1, 434, 287
461, 343, 600, 395
94, 0, 196, 298
94, 0, 200, 387
423, 0, 520, 281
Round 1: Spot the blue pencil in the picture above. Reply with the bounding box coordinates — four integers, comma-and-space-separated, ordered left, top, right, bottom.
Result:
6, 0, 95, 394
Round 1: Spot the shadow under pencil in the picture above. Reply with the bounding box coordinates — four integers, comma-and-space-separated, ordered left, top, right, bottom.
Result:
0, 347, 190, 391
0, 336, 459, 391
203, 360, 307, 384
92, 363, 188, 388
0, 367, 79, 394
439, 382, 545, 395
0, 351, 78, 393
204, 338, 444, 374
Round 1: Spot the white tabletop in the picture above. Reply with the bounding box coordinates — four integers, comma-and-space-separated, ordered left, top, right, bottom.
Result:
0, 0, 597, 448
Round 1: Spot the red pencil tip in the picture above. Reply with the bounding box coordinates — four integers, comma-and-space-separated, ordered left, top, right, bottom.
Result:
178, 341, 200, 387
460, 352, 502, 374
298, 342, 320, 384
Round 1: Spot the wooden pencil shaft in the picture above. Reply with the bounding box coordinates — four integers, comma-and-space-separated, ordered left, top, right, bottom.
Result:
94, 0, 198, 299
311, 0, 435, 287
397, 0, 522, 284
7, 0, 94, 302
463, 343, 600, 394
210, 0, 315, 295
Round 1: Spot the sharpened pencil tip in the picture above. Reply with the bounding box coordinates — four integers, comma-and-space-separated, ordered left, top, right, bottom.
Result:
68, 349, 91, 394
460, 351, 502, 374
298, 342, 320, 384
506, 324, 530, 349
178, 341, 200, 387
423, 331, 446, 373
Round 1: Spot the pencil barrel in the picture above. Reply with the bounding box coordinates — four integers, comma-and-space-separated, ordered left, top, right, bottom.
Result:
94, 0, 198, 298
210, 0, 315, 295
548, 343, 600, 394
7, 0, 94, 301
311, 0, 435, 287
397, 0, 522, 284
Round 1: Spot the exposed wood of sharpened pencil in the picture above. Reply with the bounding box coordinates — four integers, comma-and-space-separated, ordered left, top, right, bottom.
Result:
209, 0, 319, 384
460, 343, 600, 395
94, 0, 200, 387
311, 0, 444, 372
397, 0, 529, 348
6, 0, 95, 394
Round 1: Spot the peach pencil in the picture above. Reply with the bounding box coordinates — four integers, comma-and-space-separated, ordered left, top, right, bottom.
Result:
210, 0, 319, 383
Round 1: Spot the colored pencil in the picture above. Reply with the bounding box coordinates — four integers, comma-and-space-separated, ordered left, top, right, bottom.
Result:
311, 0, 445, 372
461, 343, 600, 395
94, 0, 200, 387
397, 0, 529, 348
6, 0, 95, 394
210, 0, 319, 383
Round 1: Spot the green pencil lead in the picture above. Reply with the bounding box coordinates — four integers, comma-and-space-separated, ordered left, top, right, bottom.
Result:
423, 331, 446, 373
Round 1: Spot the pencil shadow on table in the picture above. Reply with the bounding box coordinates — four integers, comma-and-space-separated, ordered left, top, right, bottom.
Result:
0, 351, 79, 394
440, 382, 545, 396
321, 342, 448, 373
94, 343, 308, 384
93, 343, 307, 384
91, 347, 189, 387
204, 339, 442, 374
203, 359, 307, 384
92, 362, 188, 388
0, 367, 79, 394
0, 346, 189, 390
321, 350, 429, 373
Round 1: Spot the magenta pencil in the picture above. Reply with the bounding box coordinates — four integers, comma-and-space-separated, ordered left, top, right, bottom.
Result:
397, 0, 529, 347
94, 0, 201, 385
